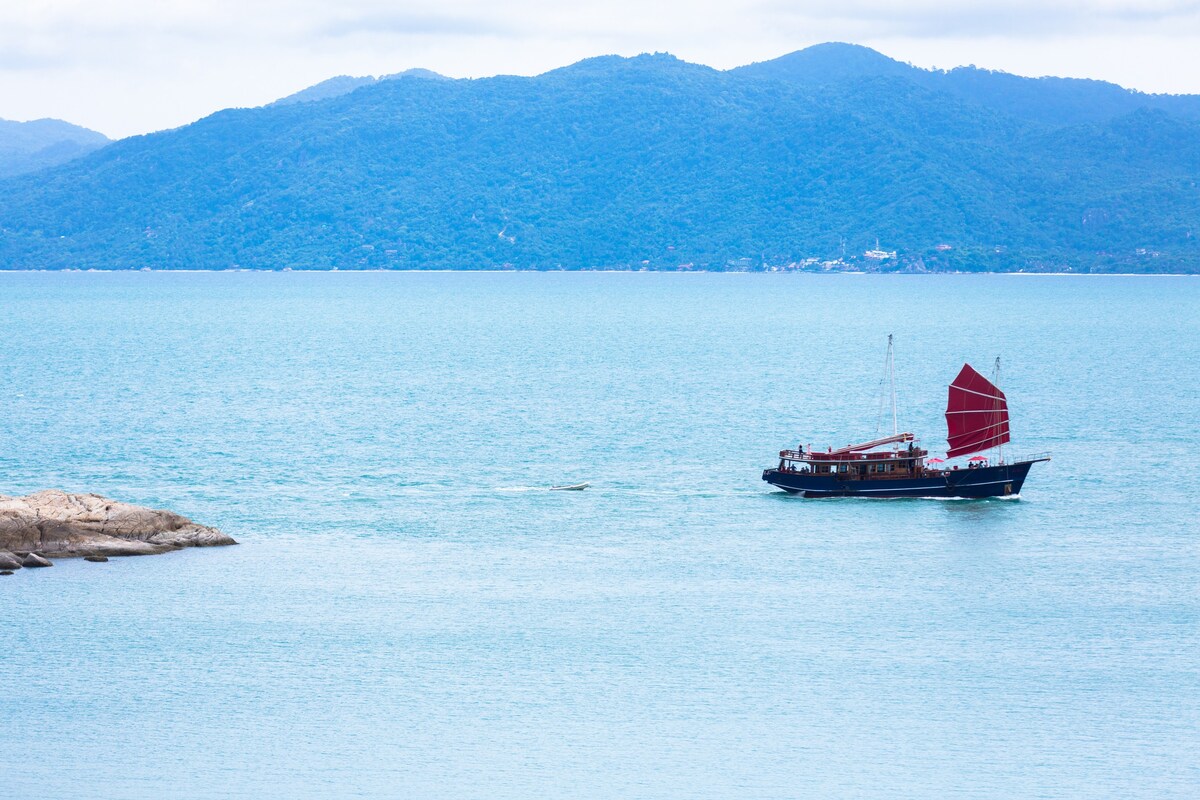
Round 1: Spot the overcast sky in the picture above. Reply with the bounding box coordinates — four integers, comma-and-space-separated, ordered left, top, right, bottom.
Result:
3, 0, 1199, 139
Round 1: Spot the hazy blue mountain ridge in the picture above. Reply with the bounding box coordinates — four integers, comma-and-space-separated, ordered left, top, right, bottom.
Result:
270, 69, 450, 106
271, 76, 378, 106
0, 45, 1197, 271
0, 118, 111, 178
735, 43, 1200, 127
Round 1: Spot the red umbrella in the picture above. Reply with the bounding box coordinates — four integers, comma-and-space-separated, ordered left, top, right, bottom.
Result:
927, 457, 945, 464
968, 456, 988, 462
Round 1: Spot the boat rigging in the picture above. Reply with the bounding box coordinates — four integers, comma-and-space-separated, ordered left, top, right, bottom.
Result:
761, 338, 1049, 499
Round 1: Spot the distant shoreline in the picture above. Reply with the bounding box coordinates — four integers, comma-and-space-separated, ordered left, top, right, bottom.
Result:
0, 269, 1196, 277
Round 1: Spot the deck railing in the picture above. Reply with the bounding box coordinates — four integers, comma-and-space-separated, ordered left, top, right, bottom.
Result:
779, 449, 1050, 466
779, 449, 924, 462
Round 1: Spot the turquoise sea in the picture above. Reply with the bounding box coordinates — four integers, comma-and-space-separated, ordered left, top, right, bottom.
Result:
1, 272, 1197, 798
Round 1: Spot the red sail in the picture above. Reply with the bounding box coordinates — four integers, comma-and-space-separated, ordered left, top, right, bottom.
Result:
946, 364, 1010, 458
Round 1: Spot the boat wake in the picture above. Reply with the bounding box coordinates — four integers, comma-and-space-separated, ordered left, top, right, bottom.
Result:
497, 483, 591, 492
860, 493, 1022, 502
922, 493, 1022, 502
775, 492, 1023, 502
624, 488, 763, 498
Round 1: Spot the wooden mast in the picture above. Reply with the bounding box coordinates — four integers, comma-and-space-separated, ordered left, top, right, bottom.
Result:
887, 334, 898, 437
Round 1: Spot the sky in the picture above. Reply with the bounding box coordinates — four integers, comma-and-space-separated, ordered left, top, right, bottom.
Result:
2, 0, 1199, 139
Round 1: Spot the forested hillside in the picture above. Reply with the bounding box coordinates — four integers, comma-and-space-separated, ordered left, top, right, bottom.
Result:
1, 44, 1197, 272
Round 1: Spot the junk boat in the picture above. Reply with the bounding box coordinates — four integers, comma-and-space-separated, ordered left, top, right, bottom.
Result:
762, 337, 1049, 498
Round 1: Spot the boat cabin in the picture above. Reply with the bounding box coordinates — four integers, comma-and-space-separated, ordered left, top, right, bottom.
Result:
777, 433, 931, 480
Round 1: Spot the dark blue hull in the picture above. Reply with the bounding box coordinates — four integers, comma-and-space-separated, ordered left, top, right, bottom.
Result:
762, 460, 1041, 498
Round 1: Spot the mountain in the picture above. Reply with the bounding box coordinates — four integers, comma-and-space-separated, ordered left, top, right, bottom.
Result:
734, 42, 916, 84
0, 45, 1197, 272
271, 69, 449, 106
0, 118, 111, 178
271, 76, 378, 106
734, 43, 1200, 127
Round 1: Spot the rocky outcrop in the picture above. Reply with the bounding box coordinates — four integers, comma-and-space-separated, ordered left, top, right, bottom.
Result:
22, 552, 52, 567
0, 549, 21, 570
0, 491, 236, 558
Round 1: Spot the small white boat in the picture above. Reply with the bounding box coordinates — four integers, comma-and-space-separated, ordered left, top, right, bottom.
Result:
550, 483, 589, 491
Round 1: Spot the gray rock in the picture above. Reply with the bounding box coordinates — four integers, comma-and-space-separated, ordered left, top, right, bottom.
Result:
0, 549, 21, 570
84, 555, 109, 563
1, 570, 13, 575
22, 552, 52, 567
0, 491, 236, 559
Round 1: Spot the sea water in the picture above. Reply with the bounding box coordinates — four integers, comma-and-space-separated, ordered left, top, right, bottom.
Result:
1, 272, 1197, 798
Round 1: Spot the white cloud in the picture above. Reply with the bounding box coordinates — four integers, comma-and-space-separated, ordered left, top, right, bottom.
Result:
757, 0, 1200, 38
